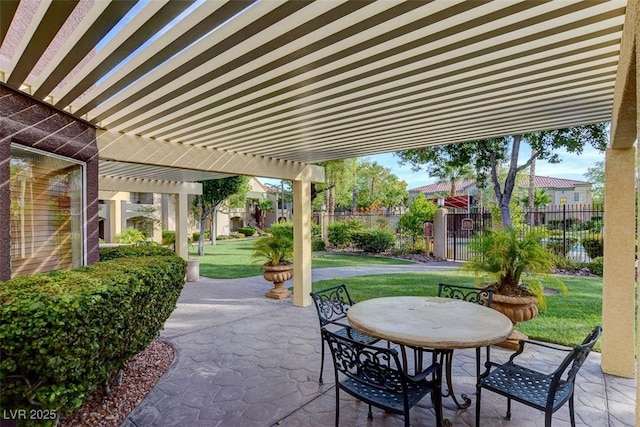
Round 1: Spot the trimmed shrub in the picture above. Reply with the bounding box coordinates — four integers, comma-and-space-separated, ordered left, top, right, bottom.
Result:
582, 236, 604, 259
237, 227, 256, 236
192, 230, 211, 241
351, 229, 395, 253
587, 257, 603, 276
161, 230, 175, 246
99, 245, 176, 261
312, 238, 326, 252
0, 254, 186, 418
327, 220, 364, 248
234, 233, 246, 239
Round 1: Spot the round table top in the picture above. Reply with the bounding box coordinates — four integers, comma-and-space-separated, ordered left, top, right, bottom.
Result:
347, 296, 513, 349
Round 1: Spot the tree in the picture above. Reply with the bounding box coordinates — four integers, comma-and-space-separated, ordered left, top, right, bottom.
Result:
432, 163, 474, 196
398, 193, 437, 242
256, 199, 274, 229
519, 188, 552, 208
584, 160, 605, 205
194, 176, 249, 255
397, 123, 608, 227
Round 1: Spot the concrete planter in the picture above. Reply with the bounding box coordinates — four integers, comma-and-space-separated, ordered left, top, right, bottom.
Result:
261, 263, 293, 299
186, 259, 200, 282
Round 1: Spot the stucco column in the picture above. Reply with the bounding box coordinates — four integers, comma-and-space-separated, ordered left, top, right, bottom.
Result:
433, 207, 448, 260
108, 200, 121, 242
293, 179, 312, 307
175, 193, 189, 260
602, 147, 636, 377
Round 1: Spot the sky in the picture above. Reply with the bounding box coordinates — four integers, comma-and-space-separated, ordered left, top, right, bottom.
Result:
259, 143, 605, 190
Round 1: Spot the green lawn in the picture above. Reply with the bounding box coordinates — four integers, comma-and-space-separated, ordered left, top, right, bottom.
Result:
310, 271, 603, 350
189, 238, 413, 279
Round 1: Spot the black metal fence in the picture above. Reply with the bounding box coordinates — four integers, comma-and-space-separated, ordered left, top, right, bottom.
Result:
445, 204, 604, 262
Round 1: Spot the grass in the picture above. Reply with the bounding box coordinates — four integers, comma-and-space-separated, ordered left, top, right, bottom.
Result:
310, 271, 603, 350
189, 238, 413, 279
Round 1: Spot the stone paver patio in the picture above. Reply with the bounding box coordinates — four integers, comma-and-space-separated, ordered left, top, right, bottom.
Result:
122, 264, 635, 426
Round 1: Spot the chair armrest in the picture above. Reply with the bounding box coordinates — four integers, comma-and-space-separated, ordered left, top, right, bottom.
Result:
509, 339, 570, 363
408, 362, 441, 382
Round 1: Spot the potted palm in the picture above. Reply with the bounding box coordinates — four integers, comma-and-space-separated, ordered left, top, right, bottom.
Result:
465, 227, 566, 349
252, 223, 294, 299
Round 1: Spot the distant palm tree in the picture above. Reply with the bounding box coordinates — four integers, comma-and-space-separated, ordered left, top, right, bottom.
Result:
520, 188, 552, 207
433, 164, 474, 196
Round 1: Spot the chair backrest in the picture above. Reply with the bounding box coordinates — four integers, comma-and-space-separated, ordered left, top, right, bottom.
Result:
322, 328, 405, 393
310, 284, 356, 327
557, 326, 602, 384
438, 283, 494, 308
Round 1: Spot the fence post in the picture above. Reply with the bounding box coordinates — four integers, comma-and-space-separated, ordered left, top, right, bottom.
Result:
433, 207, 448, 259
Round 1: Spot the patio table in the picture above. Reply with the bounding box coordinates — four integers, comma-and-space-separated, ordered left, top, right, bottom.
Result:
347, 296, 513, 409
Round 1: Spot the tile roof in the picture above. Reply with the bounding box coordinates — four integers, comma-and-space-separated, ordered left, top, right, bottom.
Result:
409, 176, 589, 193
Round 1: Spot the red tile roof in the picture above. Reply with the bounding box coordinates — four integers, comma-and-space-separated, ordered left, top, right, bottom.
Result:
409, 176, 588, 193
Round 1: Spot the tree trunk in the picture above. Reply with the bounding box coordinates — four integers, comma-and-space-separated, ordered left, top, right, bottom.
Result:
211, 206, 218, 246
528, 152, 537, 225
198, 217, 206, 256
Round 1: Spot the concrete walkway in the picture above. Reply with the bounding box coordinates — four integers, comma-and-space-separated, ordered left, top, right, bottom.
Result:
122, 263, 635, 427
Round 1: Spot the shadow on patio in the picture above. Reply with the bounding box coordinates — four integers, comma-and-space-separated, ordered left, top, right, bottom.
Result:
122, 271, 635, 427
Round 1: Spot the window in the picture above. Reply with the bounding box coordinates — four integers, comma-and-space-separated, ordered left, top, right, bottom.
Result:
574, 192, 581, 202
9, 144, 85, 277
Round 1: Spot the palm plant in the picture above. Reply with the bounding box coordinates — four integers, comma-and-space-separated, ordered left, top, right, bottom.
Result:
251, 223, 293, 266
465, 227, 566, 309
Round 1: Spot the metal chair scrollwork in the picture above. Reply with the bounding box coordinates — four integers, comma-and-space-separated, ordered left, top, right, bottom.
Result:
310, 284, 381, 384
476, 326, 602, 427
322, 328, 443, 427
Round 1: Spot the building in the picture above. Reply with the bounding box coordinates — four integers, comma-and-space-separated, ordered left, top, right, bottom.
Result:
409, 176, 593, 210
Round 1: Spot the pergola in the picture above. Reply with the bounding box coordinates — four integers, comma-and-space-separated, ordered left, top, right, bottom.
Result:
1, 0, 638, 418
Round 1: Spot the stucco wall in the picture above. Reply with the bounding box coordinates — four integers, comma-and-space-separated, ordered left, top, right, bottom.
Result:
0, 84, 99, 280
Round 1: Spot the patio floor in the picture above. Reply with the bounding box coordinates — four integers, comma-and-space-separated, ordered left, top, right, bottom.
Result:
122, 264, 636, 427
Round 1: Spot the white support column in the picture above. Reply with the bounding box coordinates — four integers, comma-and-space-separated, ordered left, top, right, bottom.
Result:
175, 193, 189, 260
107, 199, 120, 243
293, 179, 312, 307
602, 147, 636, 378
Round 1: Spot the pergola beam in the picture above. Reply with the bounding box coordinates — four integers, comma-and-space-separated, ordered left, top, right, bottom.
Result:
96, 129, 325, 183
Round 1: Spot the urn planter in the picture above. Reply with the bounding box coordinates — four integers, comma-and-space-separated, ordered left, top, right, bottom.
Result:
262, 263, 293, 299
491, 293, 538, 350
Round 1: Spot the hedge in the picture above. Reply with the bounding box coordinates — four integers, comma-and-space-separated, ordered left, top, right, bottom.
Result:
351, 229, 395, 253
237, 227, 256, 236
0, 249, 186, 419
99, 245, 176, 261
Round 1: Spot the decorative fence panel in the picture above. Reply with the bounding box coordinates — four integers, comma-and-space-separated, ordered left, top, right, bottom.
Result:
445, 205, 604, 262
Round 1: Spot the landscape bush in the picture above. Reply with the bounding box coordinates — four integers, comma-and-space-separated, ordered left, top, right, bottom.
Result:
582, 235, 604, 259
161, 230, 175, 246
115, 227, 146, 244
0, 249, 186, 420
237, 227, 256, 236
327, 220, 364, 248
351, 229, 395, 253
587, 257, 604, 276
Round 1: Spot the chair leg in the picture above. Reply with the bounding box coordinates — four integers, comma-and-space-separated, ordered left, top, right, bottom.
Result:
335, 387, 339, 427
545, 409, 553, 427
367, 404, 372, 420
506, 398, 512, 420
319, 342, 325, 384
475, 347, 481, 386
475, 386, 481, 427
569, 393, 576, 427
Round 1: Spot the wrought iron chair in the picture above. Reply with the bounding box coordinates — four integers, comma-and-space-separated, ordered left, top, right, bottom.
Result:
310, 284, 381, 384
322, 328, 443, 427
476, 326, 602, 427
438, 283, 494, 382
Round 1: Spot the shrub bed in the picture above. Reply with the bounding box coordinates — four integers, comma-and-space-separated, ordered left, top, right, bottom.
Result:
0, 249, 186, 422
